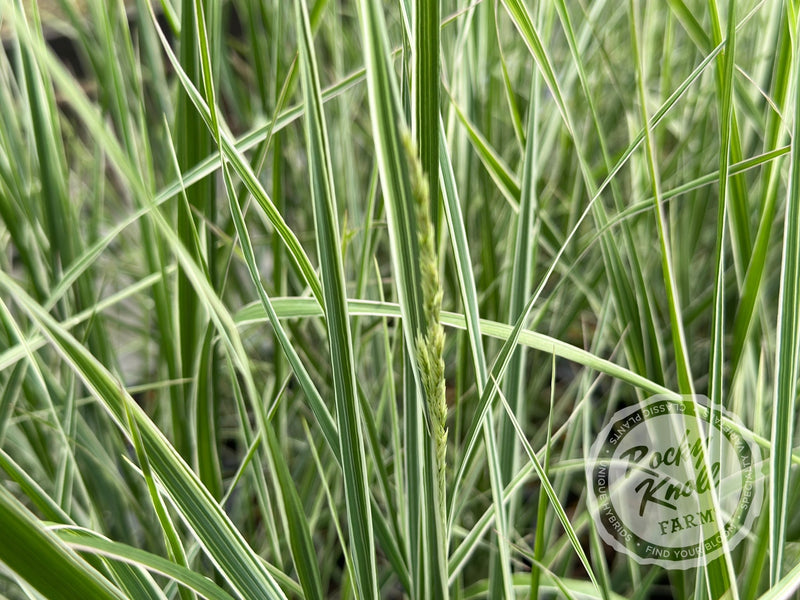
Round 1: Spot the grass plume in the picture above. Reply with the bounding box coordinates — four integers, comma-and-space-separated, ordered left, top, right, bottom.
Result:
404, 130, 448, 528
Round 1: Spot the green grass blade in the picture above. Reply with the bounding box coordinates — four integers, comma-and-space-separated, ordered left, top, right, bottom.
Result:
438, 119, 488, 386
414, 0, 440, 230
769, 15, 800, 584
295, 0, 378, 595
704, 0, 741, 593
495, 64, 539, 551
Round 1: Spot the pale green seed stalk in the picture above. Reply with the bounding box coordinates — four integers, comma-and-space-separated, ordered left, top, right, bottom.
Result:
404, 131, 447, 526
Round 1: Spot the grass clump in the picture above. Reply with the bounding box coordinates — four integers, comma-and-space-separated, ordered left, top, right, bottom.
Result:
0, 0, 800, 599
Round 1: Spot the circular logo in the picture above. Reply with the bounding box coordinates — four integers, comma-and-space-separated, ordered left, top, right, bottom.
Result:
585, 395, 763, 569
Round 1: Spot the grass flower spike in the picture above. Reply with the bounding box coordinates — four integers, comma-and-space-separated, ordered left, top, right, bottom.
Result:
404, 131, 448, 527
